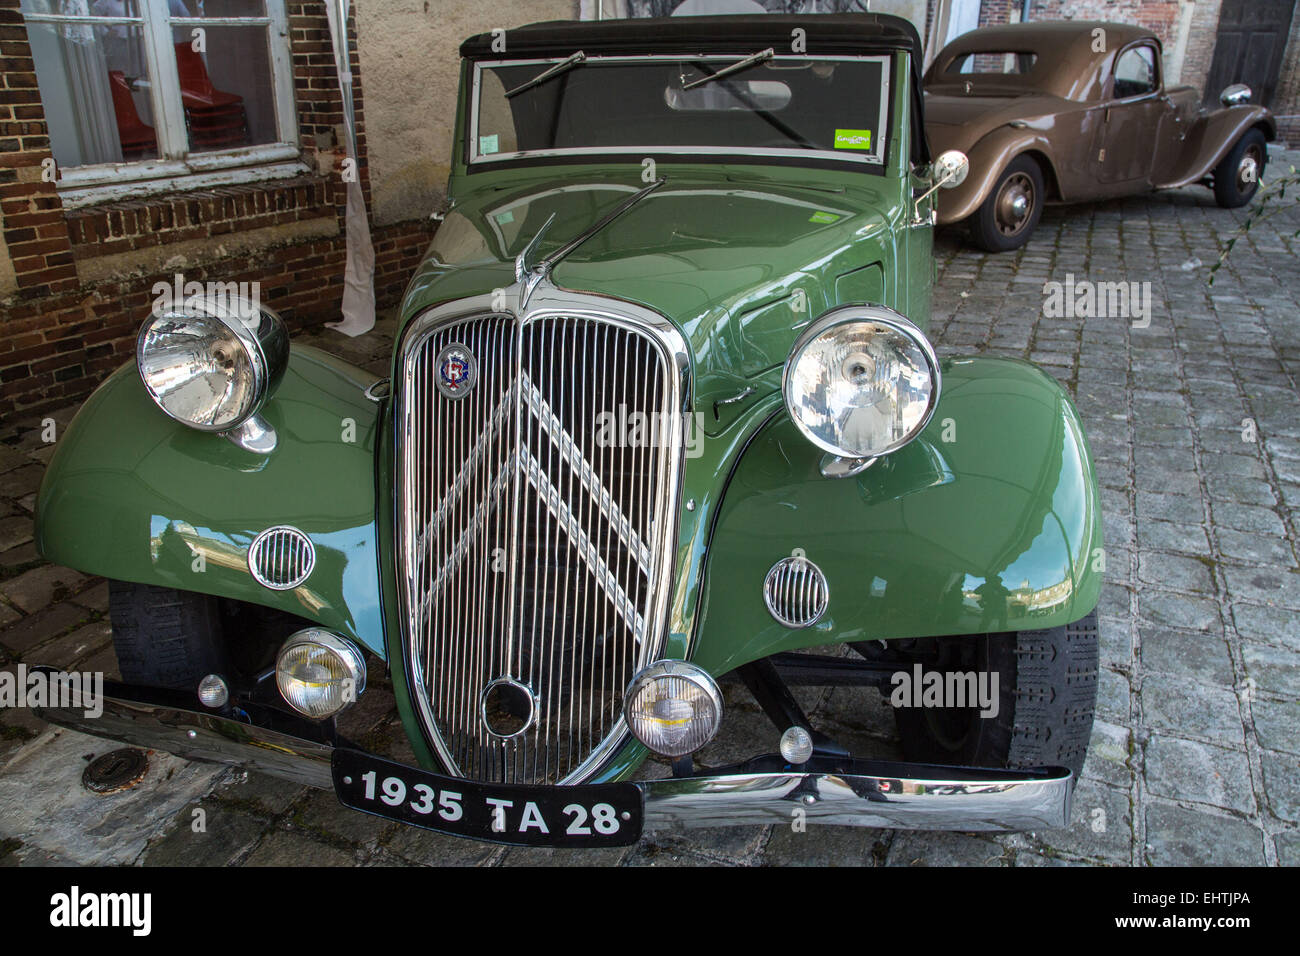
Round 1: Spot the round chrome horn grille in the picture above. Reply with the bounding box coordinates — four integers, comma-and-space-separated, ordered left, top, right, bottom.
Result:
248, 526, 315, 590
763, 556, 829, 629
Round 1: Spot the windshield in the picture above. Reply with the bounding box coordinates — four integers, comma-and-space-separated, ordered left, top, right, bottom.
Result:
470, 53, 892, 167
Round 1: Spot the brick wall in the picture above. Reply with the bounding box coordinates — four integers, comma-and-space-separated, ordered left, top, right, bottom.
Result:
978, 0, 1018, 27
1026, 1, 1189, 61
0, 0, 433, 419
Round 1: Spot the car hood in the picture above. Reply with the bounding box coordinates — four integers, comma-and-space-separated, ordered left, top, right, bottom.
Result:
400, 165, 911, 416
923, 91, 1066, 151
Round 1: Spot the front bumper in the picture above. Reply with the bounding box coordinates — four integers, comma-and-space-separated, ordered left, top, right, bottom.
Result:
35, 677, 1074, 836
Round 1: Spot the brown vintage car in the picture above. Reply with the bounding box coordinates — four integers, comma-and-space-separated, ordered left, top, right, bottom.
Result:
924, 21, 1277, 251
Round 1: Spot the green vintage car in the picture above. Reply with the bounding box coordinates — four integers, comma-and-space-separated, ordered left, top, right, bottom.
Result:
34, 13, 1103, 847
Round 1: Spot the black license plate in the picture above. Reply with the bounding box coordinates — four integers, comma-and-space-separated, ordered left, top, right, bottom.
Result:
332, 748, 644, 847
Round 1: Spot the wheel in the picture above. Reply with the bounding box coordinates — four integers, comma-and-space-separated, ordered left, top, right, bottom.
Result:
969, 154, 1044, 252
108, 580, 230, 690
891, 611, 1098, 780
1213, 128, 1267, 208
108, 581, 301, 690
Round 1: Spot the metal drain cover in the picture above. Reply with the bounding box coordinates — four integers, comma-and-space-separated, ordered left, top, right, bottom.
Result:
82, 748, 149, 794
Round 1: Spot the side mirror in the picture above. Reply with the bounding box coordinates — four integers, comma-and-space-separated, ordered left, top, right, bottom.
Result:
1220, 83, 1252, 107
932, 149, 970, 189
912, 150, 970, 225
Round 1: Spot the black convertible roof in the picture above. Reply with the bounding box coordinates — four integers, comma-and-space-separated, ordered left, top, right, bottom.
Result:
460, 13, 922, 63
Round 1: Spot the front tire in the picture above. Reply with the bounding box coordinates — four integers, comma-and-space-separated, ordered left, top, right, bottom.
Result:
108, 581, 302, 690
969, 154, 1044, 252
1213, 128, 1266, 208
892, 611, 1098, 779
108, 580, 229, 689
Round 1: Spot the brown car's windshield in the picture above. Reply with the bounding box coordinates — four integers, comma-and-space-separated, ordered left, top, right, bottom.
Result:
470, 53, 892, 167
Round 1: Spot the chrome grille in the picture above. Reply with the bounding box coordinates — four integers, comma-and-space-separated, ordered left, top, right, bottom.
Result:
763, 556, 829, 629
248, 526, 315, 590
398, 305, 684, 784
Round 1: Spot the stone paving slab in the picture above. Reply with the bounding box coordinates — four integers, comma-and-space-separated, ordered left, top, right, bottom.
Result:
1, 154, 1298, 867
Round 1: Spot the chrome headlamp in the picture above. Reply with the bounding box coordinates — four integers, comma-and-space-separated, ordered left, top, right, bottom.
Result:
624, 660, 723, 758
782, 305, 940, 460
275, 628, 367, 719
136, 293, 288, 450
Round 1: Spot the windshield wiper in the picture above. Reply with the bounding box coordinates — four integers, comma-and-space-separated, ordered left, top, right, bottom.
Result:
681, 48, 775, 91
504, 51, 586, 98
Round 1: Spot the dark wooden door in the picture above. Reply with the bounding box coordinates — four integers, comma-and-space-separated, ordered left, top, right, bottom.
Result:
1203, 0, 1296, 106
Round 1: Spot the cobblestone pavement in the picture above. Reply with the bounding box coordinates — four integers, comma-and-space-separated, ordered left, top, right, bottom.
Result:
2, 152, 1298, 867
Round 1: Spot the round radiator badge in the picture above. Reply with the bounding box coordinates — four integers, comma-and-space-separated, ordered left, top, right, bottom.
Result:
435, 343, 477, 399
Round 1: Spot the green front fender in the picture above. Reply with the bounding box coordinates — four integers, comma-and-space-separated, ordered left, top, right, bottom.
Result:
34, 346, 388, 660
689, 355, 1103, 676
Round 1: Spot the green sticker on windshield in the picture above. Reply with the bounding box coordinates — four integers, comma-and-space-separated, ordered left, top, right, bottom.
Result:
479, 134, 499, 155
495, 210, 514, 225
809, 211, 841, 224
833, 129, 873, 151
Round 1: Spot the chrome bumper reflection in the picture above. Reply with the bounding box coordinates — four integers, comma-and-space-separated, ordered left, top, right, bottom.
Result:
640, 757, 1073, 831
35, 678, 1070, 832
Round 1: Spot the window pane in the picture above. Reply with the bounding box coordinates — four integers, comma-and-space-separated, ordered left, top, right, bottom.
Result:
475, 57, 889, 162
20, 3, 160, 167
172, 24, 277, 151
1114, 48, 1156, 98
947, 51, 1038, 76
173, 0, 267, 17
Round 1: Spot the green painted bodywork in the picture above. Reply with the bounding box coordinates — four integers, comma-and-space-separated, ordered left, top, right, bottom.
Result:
34, 46, 1102, 783
35, 347, 388, 659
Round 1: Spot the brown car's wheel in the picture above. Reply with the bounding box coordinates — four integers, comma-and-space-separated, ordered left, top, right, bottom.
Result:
969, 155, 1044, 252
1213, 128, 1267, 208
891, 611, 1098, 780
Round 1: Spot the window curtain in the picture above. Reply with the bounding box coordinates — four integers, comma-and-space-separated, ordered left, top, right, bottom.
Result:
323, 0, 376, 337
25, 0, 124, 164
59, 20, 123, 164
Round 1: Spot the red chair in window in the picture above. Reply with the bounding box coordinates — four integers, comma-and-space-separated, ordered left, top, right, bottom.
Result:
174, 42, 249, 150
108, 70, 157, 158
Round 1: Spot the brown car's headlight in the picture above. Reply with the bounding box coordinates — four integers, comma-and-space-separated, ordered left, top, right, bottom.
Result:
136, 296, 288, 435
782, 305, 940, 460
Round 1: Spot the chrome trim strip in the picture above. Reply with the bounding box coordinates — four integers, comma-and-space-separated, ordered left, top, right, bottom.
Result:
534, 178, 665, 276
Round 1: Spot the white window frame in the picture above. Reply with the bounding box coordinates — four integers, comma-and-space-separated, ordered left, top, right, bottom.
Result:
21, 0, 302, 205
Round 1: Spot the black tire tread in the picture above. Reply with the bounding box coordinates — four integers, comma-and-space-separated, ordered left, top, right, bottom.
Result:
1213, 128, 1267, 209
892, 611, 1099, 780
1006, 614, 1098, 777
108, 580, 229, 689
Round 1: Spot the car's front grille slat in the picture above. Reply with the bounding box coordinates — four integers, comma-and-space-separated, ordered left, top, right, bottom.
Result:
399, 309, 681, 785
